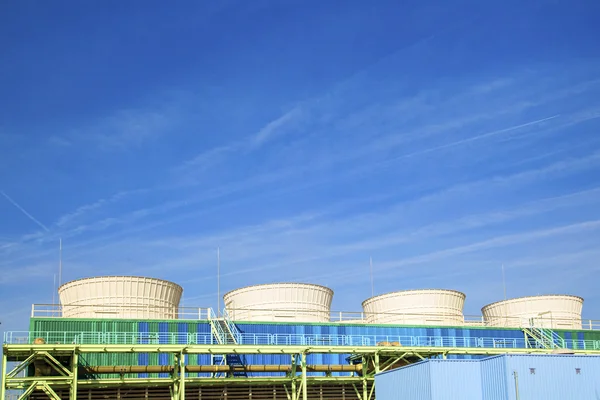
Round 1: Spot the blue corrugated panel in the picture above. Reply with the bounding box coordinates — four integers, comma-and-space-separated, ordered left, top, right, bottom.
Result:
375, 361, 432, 400
429, 360, 481, 400
375, 359, 482, 400
484, 354, 600, 400
177, 323, 187, 344
158, 322, 169, 378
480, 355, 508, 400
138, 322, 149, 378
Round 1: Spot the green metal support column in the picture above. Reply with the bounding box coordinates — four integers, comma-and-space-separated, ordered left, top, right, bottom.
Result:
290, 354, 297, 400
1, 352, 7, 400
179, 352, 185, 400
362, 357, 367, 400
70, 351, 78, 400
301, 352, 307, 400
374, 353, 380, 375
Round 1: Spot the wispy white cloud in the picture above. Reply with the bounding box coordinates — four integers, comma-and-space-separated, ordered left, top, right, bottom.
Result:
0, 190, 50, 232
35, 72, 599, 240
55, 188, 147, 228
89, 109, 170, 149
177, 107, 304, 174
3, 125, 599, 272
250, 107, 304, 147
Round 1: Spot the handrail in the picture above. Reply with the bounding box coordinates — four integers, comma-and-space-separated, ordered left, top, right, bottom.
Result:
208, 308, 227, 344
222, 308, 242, 343
30, 304, 212, 320
6, 330, 600, 351
28, 304, 600, 331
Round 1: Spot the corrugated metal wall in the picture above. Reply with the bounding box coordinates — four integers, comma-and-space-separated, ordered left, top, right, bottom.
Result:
375, 360, 481, 400
486, 354, 600, 400
429, 361, 481, 400
376, 355, 600, 400
376, 360, 432, 400
480, 355, 509, 400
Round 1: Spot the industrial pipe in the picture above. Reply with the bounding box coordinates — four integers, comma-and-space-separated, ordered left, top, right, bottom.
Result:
82, 364, 362, 374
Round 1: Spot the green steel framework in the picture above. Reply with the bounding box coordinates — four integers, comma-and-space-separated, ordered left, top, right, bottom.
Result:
4, 344, 600, 400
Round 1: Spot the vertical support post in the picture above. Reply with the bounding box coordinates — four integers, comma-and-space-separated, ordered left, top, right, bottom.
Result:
1, 352, 7, 400
179, 352, 185, 400
70, 351, 78, 400
362, 357, 368, 400
291, 354, 297, 400
374, 352, 380, 375
172, 353, 179, 400
301, 352, 307, 400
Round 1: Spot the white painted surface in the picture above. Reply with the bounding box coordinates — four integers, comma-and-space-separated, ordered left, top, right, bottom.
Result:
362, 289, 466, 325
58, 276, 183, 319
481, 295, 584, 329
224, 283, 333, 322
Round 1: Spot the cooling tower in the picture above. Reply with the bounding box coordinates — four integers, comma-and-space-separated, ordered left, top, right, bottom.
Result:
223, 283, 333, 323
481, 295, 583, 329
362, 289, 466, 325
58, 276, 183, 319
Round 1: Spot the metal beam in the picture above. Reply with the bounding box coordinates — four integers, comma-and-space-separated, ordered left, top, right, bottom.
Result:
6, 343, 600, 356
5, 376, 374, 390
82, 364, 362, 373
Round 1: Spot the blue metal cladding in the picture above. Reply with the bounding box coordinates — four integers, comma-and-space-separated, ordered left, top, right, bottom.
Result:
158, 322, 170, 378
481, 354, 600, 400
137, 322, 149, 378
375, 361, 432, 400
480, 355, 509, 400
375, 360, 481, 400
235, 322, 525, 341
429, 360, 482, 400
177, 322, 188, 344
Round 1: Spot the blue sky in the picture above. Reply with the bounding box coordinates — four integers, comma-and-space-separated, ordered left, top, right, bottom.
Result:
1, 0, 600, 333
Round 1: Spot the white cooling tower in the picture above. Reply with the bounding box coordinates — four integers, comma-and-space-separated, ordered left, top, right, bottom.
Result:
58, 276, 183, 319
223, 283, 333, 323
362, 289, 466, 326
481, 295, 583, 329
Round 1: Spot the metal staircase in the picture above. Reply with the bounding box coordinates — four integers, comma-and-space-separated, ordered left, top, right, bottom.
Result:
523, 318, 565, 349
208, 308, 246, 377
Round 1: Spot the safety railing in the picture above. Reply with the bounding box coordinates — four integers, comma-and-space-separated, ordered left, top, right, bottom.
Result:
217, 308, 600, 330
31, 304, 213, 320
29, 304, 600, 331
222, 308, 242, 343
6, 330, 600, 351
208, 308, 227, 345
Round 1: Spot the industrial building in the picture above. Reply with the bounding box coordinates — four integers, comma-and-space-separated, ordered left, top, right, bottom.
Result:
375, 354, 600, 400
2, 276, 600, 400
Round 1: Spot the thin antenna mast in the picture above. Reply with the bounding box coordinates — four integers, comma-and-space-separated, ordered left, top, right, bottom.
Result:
217, 247, 220, 317
58, 238, 63, 287
52, 274, 57, 317
369, 256, 374, 297
502, 264, 507, 300
52, 274, 56, 305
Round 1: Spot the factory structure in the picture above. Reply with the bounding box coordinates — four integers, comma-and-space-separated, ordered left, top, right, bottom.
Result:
2, 276, 599, 399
